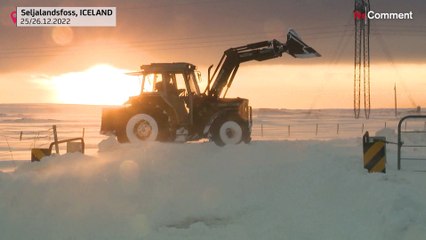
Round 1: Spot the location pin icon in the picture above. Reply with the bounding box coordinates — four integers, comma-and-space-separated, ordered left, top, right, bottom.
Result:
10, 11, 17, 24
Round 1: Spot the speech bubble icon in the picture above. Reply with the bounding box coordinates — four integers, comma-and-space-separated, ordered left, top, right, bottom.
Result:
10, 11, 17, 24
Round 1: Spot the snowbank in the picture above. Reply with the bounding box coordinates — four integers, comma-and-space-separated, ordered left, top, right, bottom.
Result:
375, 127, 398, 142
1, 139, 426, 240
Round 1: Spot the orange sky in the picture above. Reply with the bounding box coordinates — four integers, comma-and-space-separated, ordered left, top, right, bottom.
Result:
0, 0, 425, 109
1, 63, 425, 109
227, 64, 426, 109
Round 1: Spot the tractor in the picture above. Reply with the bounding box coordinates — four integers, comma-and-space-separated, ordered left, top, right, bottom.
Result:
100, 30, 320, 146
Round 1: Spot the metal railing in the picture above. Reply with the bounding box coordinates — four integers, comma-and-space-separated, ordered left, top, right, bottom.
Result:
397, 115, 426, 170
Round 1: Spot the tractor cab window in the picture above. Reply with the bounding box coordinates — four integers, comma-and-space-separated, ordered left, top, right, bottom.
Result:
174, 73, 187, 96
187, 72, 200, 95
157, 73, 175, 92
141, 73, 162, 93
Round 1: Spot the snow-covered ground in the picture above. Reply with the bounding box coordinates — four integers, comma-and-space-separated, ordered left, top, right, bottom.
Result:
1, 104, 426, 239
1, 139, 426, 240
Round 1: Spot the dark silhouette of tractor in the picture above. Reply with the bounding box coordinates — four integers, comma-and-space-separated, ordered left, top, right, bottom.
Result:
101, 30, 320, 146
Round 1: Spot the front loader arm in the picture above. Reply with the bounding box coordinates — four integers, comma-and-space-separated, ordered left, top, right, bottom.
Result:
207, 29, 320, 98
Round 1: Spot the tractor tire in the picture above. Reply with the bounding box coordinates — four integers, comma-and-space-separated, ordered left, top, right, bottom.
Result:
125, 113, 160, 143
211, 116, 247, 146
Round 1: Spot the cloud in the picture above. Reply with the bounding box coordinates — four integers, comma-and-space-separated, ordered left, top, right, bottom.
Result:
0, 0, 425, 73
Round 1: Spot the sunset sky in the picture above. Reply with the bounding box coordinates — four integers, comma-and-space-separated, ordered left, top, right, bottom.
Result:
0, 0, 425, 109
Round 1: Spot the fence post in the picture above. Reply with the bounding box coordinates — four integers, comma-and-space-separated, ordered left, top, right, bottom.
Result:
361, 123, 365, 133
52, 125, 59, 154
288, 125, 291, 137
315, 123, 318, 136
337, 123, 340, 135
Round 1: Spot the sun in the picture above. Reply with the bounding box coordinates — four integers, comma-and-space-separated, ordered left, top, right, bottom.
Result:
51, 64, 141, 105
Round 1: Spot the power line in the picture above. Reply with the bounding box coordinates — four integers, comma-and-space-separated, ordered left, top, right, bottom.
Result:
0, 24, 424, 59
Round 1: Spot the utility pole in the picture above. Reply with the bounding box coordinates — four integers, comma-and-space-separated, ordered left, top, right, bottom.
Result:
394, 83, 398, 117
354, 0, 371, 119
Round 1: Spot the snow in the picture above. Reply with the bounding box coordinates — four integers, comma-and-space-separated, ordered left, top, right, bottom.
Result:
2, 105, 426, 239
1, 136, 426, 239
375, 127, 397, 142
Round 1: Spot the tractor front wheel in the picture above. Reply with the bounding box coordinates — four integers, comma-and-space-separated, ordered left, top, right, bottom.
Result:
212, 116, 247, 146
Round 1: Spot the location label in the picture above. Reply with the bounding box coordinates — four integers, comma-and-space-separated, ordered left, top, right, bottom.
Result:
10, 11, 17, 24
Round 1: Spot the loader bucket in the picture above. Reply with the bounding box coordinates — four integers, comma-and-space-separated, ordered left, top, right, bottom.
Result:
286, 29, 321, 58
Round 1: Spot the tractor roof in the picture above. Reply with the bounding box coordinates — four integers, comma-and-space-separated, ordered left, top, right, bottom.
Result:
139, 62, 197, 74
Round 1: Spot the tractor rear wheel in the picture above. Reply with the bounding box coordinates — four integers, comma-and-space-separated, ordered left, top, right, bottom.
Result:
211, 116, 247, 146
125, 113, 160, 143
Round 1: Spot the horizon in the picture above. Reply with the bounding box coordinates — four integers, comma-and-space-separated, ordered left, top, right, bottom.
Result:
0, 102, 421, 111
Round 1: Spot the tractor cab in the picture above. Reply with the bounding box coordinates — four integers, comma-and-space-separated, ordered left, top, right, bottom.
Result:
128, 63, 202, 127
137, 63, 201, 96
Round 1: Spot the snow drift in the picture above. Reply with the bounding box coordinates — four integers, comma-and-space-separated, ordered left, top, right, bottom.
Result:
1, 138, 426, 240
